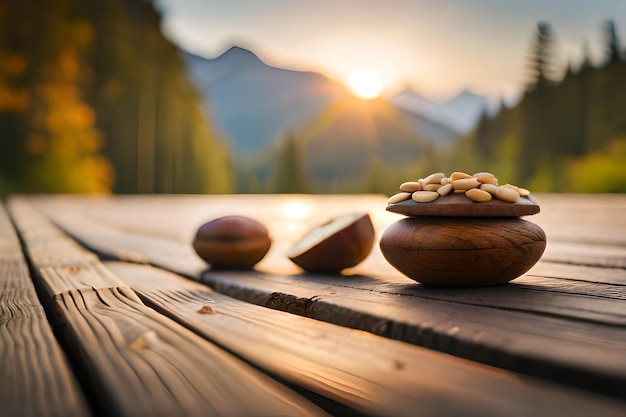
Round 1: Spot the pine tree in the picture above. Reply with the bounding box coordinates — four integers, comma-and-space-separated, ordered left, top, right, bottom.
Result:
575, 40, 594, 74
269, 131, 311, 193
601, 21, 626, 143
473, 109, 492, 159
0, 0, 234, 194
81, 0, 233, 194
603, 20, 622, 64
526, 21, 556, 90
518, 22, 559, 185
0, 0, 114, 193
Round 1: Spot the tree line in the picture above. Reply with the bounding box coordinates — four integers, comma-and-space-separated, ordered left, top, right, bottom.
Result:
437, 20, 626, 192
241, 20, 626, 195
2, 2, 624, 195
0, 0, 233, 194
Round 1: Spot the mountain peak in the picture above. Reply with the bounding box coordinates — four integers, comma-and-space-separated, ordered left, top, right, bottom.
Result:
218, 45, 260, 61
393, 87, 435, 104
390, 88, 500, 134
198, 45, 267, 78
446, 89, 482, 102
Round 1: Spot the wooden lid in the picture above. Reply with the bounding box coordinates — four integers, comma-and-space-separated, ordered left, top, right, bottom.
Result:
386, 193, 540, 217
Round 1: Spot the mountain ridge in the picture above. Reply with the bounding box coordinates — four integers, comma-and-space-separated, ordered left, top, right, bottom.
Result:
183, 45, 475, 156
181, 45, 504, 191
390, 87, 501, 134
183, 46, 346, 156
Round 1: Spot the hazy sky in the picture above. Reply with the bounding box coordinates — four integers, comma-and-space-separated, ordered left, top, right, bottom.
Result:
155, 0, 626, 101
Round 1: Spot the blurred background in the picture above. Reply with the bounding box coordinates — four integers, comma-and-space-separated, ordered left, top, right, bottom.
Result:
1, 0, 625, 195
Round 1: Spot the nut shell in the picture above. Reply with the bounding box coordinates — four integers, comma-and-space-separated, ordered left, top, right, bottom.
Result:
193, 215, 271, 269
288, 213, 375, 273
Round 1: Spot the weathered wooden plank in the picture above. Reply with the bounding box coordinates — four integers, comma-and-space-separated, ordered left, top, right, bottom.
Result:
29, 195, 626, 322
542, 241, 626, 268
106, 260, 626, 417
8, 197, 326, 417
195, 269, 626, 395
531, 194, 626, 247
25, 195, 626, 397
31, 193, 626, 281
31, 193, 626, 271
532, 194, 626, 268
0, 203, 91, 417
350, 271, 626, 324
528, 261, 626, 285
31, 192, 626, 296
50, 287, 324, 416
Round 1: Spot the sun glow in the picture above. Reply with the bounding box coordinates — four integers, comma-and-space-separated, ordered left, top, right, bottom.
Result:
279, 199, 312, 220
348, 70, 383, 100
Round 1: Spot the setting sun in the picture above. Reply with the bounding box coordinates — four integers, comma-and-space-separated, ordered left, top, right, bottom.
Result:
348, 70, 383, 99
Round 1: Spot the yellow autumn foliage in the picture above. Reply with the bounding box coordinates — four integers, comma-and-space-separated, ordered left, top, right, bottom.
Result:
565, 138, 626, 192
0, 54, 27, 76
0, 84, 29, 112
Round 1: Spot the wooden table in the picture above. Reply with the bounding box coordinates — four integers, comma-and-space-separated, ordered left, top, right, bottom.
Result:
2, 193, 625, 417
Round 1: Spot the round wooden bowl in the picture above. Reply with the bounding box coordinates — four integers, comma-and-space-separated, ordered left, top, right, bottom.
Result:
379, 217, 546, 286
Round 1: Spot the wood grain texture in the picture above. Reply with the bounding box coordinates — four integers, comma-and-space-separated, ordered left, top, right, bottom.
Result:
532, 194, 626, 246
373, 273, 626, 324
8, 197, 326, 417
380, 217, 546, 285
0, 203, 90, 417
29, 195, 626, 321
29, 194, 626, 285
105, 261, 626, 417
24, 194, 626, 398
50, 287, 324, 417
197, 270, 626, 398
387, 192, 540, 217
532, 193, 626, 268
542, 240, 626, 268
527, 261, 626, 285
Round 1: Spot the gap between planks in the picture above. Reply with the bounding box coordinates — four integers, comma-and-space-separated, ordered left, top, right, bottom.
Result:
0, 202, 91, 417
197, 269, 626, 394
105, 260, 626, 417
24, 194, 626, 399
29, 194, 626, 272
15, 197, 626, 322
8, 197, 327, 417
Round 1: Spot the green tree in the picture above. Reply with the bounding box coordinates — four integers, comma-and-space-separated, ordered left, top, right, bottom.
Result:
447, 20, 626, 192
603, 20, 622, 63
0, 0, 233, 194
526, 22, 557, 90
565, 137, 626, 192
81, 0, 233, 194
268, 131, 311, 193
600, 21, 626, 145
517, 22, 561, 185
0, 0, 113, 193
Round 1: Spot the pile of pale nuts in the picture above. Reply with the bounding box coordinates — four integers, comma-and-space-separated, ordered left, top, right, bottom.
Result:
388, 172, 531, 204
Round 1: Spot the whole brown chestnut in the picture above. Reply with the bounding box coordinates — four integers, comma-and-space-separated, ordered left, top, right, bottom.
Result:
193, 215, 271, 269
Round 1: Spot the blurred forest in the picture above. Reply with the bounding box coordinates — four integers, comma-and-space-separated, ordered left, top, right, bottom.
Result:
436, 21, 626, 193
251, 20, 626, 194
1, 1, 625, 195
0, 0, 232, 194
